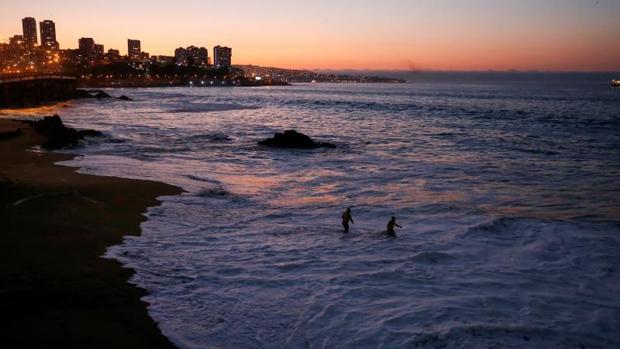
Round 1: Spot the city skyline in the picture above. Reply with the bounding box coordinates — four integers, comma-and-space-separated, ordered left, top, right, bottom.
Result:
1, 0, 620, 71
2, 15, 234, 70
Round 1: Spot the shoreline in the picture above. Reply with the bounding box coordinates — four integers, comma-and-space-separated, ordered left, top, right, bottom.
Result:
76, 81, 404, 88
77, 79, 291, 88
0, 118, 182, 348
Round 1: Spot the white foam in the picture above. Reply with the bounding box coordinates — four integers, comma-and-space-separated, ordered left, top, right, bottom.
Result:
43, 83, 620, 348
106, 210, 620, 348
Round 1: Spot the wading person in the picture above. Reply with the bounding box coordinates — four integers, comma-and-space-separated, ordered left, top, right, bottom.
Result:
386, 216, 402, 237
342, 207, 354, 233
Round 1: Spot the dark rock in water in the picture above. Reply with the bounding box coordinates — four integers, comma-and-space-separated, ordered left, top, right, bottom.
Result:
93, 90, 113, 99
77, 129, 104, 138
74, 89, 94, 99
26, 114, 102, 149
27, 115, 80, 149
258, 130, 336, 149
207, 133, 231, 142
74, 89, 115, 99
118, 95, 133, 101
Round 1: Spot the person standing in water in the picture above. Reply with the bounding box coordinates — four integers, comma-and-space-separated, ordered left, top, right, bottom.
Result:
342, 207, 354, 233
386, 216, 402, 237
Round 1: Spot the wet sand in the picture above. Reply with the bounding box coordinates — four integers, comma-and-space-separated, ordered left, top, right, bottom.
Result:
0, 119, 182, 348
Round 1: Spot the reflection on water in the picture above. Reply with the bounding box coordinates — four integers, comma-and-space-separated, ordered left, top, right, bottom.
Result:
0, 100, 70, 117
4, 78, 620, 348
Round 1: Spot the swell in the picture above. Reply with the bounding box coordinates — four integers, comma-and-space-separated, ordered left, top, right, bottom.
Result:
55, 82, 620, 349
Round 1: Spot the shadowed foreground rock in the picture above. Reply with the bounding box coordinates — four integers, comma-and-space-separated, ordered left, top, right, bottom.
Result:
23, 115, 103, 150
258, 130, 336, 149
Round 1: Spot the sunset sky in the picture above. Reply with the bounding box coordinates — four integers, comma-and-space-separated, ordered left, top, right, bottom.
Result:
1, 0, 619, 71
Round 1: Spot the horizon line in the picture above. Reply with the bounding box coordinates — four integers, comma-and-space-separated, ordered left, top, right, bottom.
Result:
237, 66, 620, 74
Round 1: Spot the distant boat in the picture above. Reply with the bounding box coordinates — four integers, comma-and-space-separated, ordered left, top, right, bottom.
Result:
612, 79, 620, 87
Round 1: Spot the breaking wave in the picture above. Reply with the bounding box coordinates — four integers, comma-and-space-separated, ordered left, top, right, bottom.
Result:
47, 81, 620, 348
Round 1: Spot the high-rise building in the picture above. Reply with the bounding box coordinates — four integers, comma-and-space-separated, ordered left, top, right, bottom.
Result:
22, 17, 38, 47
106, 49, 121, 61
174, 46, 209, 67
186, 46, 209, 67
174, 47, 188, 66
128, 39, 141, 60
213, 46, 232, 67
78, 37, 95, 57
40, 20, 59, 50
94, 44, 104, 58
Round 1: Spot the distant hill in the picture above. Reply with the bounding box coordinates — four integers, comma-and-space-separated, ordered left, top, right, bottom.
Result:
234, 65, 406, 83
316, 70, 619, 84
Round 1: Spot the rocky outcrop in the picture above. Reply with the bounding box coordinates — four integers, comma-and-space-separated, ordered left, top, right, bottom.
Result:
74, 89, 129, 100
93, 90, 113, 99
73, 89, 95, 99
258, 130, 335, 149
25, 115, 103, 149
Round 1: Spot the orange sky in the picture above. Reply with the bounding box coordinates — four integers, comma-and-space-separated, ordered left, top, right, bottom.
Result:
1, 0, 619, 71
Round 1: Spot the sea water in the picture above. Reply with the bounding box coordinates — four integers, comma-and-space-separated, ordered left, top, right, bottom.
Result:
7, 74, 620, 348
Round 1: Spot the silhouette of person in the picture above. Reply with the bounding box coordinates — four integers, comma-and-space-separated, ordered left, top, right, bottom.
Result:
342, 207, 354, 233
386, 216, 402, 237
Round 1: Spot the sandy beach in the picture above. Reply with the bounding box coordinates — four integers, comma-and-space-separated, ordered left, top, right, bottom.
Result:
0, 118, 182, 348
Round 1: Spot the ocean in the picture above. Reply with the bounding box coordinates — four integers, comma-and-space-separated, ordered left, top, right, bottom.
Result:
5, 74, 620, 348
